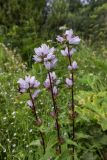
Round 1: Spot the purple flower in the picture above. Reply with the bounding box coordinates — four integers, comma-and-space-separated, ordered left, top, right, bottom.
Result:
65, 29, 73, 37
72, 61, 78, 69
44, 72, 60, 89
33, 44, 57, 70
17, 76, 40, 93
44, 58, 57, 70
17, 78, 29, 93
64, 29, 80, 45
27, 100, 33, 108
53, 86, 58, 96
61, 47, 76, 57
33, 44, 55, 63
44, 78, 50, 89
68, 36, 81, 45
68, 65, 72, 70
32, 90, 41, 99
56, 35, 64, 43
66, 78, 73, 87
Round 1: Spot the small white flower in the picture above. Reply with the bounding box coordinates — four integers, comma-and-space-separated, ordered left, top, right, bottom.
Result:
26, 145, 29, 148
3, 149, 6, 152
14, 133, 17, 136
3, 117, 7, 120
12, 112, 16, 115
12, 144, 16, 148
29, 129, 32, 133
29, 150, 33, 153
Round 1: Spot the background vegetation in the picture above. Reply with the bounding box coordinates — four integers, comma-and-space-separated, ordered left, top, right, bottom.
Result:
0, 0, 107, 159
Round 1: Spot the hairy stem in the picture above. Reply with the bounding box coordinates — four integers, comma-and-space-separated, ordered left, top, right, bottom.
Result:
48, 71, 61, 154
28, 88, 46, 154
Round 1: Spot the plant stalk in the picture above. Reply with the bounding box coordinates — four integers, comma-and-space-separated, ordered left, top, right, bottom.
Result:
67, 45, 75, 158
28, 88, 46, 154
48, 71, 61, 154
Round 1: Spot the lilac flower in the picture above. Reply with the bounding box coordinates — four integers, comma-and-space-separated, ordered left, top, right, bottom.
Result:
27, 100, 33, 108
68, 65, 72, 70
64, 29, 81, 44
44, 78, 50, 89
33, 44, 55, 63
66, 78, 73, 87
17, 76, 40, 93
44, 72, 60, 89
56, 35, 64, 43
57, 29, 80, 45
53, 86, 58, 96
61, 47, 76, 57
44, 58, 57, 70
32, 90, 41, 99
72, 61, 78, 69
65, 29, 73, 37
17, 78, 29, 93
33, 44, 57, 70
68, 36, 81, 45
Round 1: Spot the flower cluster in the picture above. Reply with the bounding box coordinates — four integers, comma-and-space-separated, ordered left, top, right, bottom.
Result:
33, 44, 57, 70
44, 72, 60, 96
66, 75, 73, 87
56, 29, 80, 45
17, 76, 40, 108
56, 29, 80, 87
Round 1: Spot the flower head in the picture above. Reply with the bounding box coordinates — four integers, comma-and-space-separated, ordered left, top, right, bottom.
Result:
17, 76, 40, 93
27, 100, 33, 108
33, 44, 57, 70
57, 29, 80, 45
53, 86, 58, 96
61, 47, 76, 57
32, 90, 41, 99
72, 61, 78, 69
66, 78, 73, 87
56, 35, 64, 43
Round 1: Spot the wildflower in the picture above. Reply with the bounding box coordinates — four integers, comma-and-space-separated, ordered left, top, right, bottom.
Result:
68, 65, 72, 70
57, 29, 81, 45
33, 44, 55, 63
66, 78, 73, 87
44, 72, 60, 89
53, 86, 58, 96
14, 133, 17, 136
32, 90, 41, 99
27, 100, 33, 108
3, 117, 7, 120
12, 112, 16, 115
29, 150, 33, 153
12, 144, 16, 148
68, 36, 81, 45
44, 58, 57, 70
29, 129, 32, 133
17, 76, 40, 93
72, 61, 78, 69
33, 44, 57, 70
65, 29, 73, 38
26, 145, 29, 148
56, 35, 64, 43
61, 47, 76, 57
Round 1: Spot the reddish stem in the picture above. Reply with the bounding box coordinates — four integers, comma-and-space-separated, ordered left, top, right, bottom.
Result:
48, 71, 61, 154
28, 88, 46, 154
67, 45, 75, 158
